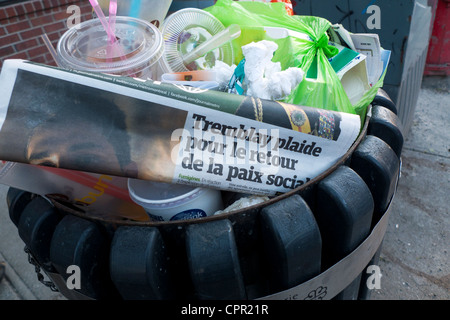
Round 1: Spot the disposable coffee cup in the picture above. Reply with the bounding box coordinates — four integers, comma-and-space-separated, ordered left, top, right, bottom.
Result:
57, 16, 164, 79
128, 179, 224, 222
98, 0, 173, 29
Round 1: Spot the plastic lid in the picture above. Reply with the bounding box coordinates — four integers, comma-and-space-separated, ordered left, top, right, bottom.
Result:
128, 178, 205, 209
57, 16, 164, 75
160, 8, 234, 73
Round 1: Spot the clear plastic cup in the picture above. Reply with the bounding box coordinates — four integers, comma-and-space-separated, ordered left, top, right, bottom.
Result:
57, 16, 164, 79
128, 178, 224, 222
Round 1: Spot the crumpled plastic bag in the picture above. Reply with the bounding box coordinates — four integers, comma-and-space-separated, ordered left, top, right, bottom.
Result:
205, 0, 385, 120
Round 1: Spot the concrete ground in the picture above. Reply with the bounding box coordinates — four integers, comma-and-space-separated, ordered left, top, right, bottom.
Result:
0, 76, 448, 301
370, 75, 449, 300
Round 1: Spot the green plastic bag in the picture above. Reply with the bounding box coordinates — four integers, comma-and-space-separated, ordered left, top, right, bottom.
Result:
205, 0, 384, 120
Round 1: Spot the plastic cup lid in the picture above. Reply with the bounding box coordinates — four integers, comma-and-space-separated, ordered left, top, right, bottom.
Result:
160, 8, 234, 73
57, 16, 164, 74
128, 178, 205, 208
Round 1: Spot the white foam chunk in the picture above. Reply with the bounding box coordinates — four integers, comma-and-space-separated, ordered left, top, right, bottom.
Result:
210, 60, 236, 89
241, 40, 304, 100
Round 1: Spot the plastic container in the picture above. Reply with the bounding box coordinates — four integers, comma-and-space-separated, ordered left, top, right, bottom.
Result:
159, 8, 234, 73
128, 179, 224, 221
57, 16, 164, 79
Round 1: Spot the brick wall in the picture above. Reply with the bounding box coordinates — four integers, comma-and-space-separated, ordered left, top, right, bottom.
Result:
0, 0, 93, 69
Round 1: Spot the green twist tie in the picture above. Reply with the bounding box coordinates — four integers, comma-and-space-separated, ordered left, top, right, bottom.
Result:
314, 34, 339, 58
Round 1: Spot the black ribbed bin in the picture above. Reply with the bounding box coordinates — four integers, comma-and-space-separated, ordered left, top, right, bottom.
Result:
5, 90, 404, 301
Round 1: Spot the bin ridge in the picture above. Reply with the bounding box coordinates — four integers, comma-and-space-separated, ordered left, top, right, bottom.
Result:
315, 165, 375, 299
260, 194, 322, 295
109, 225, 175, 300
7, 188, 34, 227
350, 135, 400, 223
185, 219, 246, 300
49, 215, 121, 300
372, 88, 398, 115
368, 105, 404, 158
18, 196, 63, 273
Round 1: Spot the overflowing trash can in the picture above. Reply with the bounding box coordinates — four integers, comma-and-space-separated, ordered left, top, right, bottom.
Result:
0, 0, 405, 301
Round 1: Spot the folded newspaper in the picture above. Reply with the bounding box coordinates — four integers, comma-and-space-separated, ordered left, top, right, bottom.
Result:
0, 60, 361, 196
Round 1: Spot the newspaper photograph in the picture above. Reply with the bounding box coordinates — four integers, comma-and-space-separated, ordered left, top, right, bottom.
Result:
0, 60, 361, 195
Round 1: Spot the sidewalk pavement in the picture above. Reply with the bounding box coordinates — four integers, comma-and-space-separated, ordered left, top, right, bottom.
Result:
0, 76, 448, 300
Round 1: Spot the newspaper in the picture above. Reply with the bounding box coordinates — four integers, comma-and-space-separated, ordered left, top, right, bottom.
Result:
330, 25, 387, 88
0, 60, 361, 196
0, 161, 151, 221
350, 33, 383, 87
330, 24, 357, 52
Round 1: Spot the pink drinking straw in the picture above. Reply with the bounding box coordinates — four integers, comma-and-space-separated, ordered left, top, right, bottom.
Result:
89, 0, 128, 63
108, 0, 117, 45
89, 0, 116, 44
